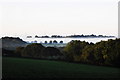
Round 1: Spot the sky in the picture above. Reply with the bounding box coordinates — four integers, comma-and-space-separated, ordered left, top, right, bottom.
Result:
0, 0, 119, 38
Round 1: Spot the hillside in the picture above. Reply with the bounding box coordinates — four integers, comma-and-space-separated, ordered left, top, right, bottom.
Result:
3, 57, 120, 79
1, 37, 27, 50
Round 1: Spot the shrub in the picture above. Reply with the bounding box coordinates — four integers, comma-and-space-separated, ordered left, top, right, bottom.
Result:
22, 43, 45, 58
42, 47, 62, 59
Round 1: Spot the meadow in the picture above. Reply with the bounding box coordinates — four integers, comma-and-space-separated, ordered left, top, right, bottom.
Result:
2, 57, 120, 79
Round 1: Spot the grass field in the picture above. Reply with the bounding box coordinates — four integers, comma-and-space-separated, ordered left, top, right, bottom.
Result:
2, 57, 120, 79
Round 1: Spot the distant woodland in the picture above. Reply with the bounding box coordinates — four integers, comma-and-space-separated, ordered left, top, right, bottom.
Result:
26, 34, 115, 38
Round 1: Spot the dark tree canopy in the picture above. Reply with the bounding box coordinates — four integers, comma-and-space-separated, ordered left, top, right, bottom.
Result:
63, 39, 120, 66
22, 43, 45, 58
44, 41, 47, 44
53, 40, 57, 43
64, 40, 89, 61
60, 41, 63, 43
49, 41, 52, 44
42, 47, 62, 57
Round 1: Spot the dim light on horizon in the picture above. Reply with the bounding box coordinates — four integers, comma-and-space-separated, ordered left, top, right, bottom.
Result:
0, 0, 119, 38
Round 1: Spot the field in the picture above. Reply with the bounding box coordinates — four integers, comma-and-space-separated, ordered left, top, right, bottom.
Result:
2, 57, 120, 79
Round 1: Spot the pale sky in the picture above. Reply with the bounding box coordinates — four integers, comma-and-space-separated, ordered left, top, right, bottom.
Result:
0, 0, 119, 38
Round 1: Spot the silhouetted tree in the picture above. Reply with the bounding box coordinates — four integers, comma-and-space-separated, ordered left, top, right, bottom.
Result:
44, 41, 47, 44
60, 41, 63, 44
49, 41, 52, 44
53, 40, 57, 43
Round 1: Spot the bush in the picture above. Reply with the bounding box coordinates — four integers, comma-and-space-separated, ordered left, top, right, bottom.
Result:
42, 47, 63, 59
22, 43, 45, 58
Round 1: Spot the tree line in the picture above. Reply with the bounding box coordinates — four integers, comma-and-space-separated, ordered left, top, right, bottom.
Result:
64, 38, 120, 67
2, 38, 120, 67
28, 34, 115, 38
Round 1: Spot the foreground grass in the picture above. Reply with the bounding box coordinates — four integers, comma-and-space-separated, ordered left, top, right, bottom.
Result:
2, 57, 120, 79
